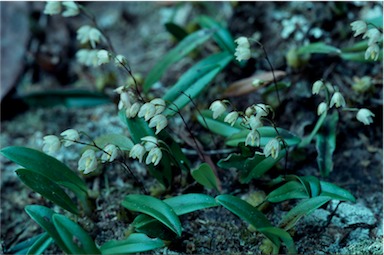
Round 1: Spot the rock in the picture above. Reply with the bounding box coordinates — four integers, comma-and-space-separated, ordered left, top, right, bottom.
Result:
330, 200, 377, 227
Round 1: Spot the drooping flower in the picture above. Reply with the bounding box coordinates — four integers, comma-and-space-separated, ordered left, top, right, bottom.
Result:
129, 144, 146, 163
248, 115, 263, 130
263, 138, 281, 159
312, 80, 324, 95
62, 1, 79, 17
44, 1, 62, 15
365, 43, 380, 61
42, 135, 61, 154
356, 108, 375, 125
363, 28, 382, 46
209, 100, 226, 119
77, 25, 102, 48
60, 129, 80, 147
330, 92, 346, 108
145, 147, 162, 166
141, 136, 158, 151
255, 104, 269, 117
224, 111, 239, 126
245, 129, 260, 147
78, 149, 98, 174
234, 37, 251, 62
317, 102, 328, 116
350, 20, 367, 37
101, 144, 118, 163
118, 92, 132, 110
150, 98, 166, 115
138, 103, 156, 121
76, 49, 98, 67
149, 114, 168, 134
126, 102, 141, 118
114, 54, 127, 67
97, 50, 110, 65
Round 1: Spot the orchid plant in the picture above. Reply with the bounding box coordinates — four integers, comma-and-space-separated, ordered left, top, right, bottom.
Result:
1, 2, 379, 254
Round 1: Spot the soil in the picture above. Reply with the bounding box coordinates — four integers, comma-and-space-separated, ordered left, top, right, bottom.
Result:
1, 2, 383, 255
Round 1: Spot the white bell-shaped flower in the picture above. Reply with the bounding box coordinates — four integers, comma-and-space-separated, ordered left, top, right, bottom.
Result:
356, 108, 375, 125
317, 102, 328, 116
141, 136, 158, 151
224, 111, 239, 126
363, 28, 382, 46
97, 50, 110, 65
101, 144, 118, 163
245, 129, 260, 147
77, 25, 103, 48
312, 80, 324, 95
114, 54, 128, 67
330, 92, 346, 108
60, 129, 80, 147
78, 149, 98, 174
62, 1, 79, 17
129, 144, 146, 163
149, 114, 168, 134
42, 135, 61, 154
150, 98, 166, 115
44, 1, 62, 15
145, 147, 162, 166
138, 103, 156, 121
126, 102, 141, 118
234, 37, 251, 62
365, 44, 380, 61
263, 138, 281, 159
350, 20, 367, 37
209, 100, 226, 119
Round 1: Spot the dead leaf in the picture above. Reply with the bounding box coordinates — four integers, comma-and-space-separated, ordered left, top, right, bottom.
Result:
224, 71, 286, 97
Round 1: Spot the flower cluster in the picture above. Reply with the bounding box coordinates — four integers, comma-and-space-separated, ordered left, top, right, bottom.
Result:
209, 100, 279, 158
44, 1, 80, 17
350, 20, 382, 61
129, 136, 163, 166
312, 80, 375, 125
115, 87, 168, 135
234, 37, 251, 62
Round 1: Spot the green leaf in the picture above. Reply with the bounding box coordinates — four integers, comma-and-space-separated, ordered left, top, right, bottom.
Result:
25, 205, 69, 254
320, 181, 356, 202
132, 194, 218, 240
93, 134, 134, 151
341, 51, 382, 62
165, 22, 188, 41
1, 146, 87, 196
258, 227, 297, 254
52, 214, 100, 254
197, 110, 244, 137
16, 169, 79, 214
122, 194, 182, 237
100, 233, 165, 254
316, 111, 338, 177
191, 163, 220, 191
240, 149, 287, 183
301, 176, 321, 197
163, 52, 233, 116
267, 181, 309, 203
143, 29, 213, 92
280, 196, 332, 230
196, 15, 236, 53
297, 42, 341, 55
299, 112, 327, 147
27, 233, 53, 255
6, 233, 50, 255
20, 89, 111, 108
226, 127, 301, 147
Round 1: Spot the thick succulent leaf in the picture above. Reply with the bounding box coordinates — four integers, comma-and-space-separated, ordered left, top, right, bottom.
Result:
316, 112, 338, 177
52, 214, 100, 254
100, 233, 165, 254
196, 15, 236, 53
297, 42, 341, 55
0, 146, 87, 196
27, 233, 52, 255
197, 110, 245, 137
258, 227, 297, 254
122, 194, 182, 237
19, 89, 110, 108
143, 29, 213, 92
25, 205, 69, 253
163, 52, 232, 116
16, 169, 78, 214
226, 127, 301, 147
267, 181, 309, 203
240, 149, 286, 183
191, 163, 220, 191
320, 181, 356, 202
280, 196, 332, 230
